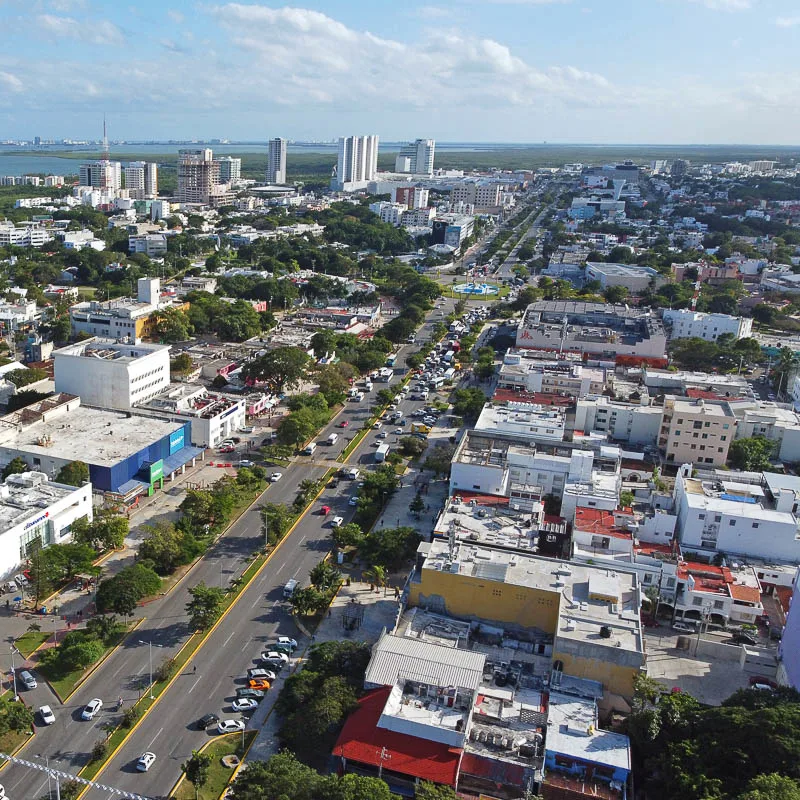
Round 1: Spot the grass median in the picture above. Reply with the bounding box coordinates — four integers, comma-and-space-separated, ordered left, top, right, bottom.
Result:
173, 731, 256, 800
14, 630, 50, 658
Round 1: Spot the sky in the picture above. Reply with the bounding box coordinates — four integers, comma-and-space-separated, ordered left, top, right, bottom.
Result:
1, 0, 799, 144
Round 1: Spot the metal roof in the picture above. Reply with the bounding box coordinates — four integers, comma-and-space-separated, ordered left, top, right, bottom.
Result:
365, 633, 485, 691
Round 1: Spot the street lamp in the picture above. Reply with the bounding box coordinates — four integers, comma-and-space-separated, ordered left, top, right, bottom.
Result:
9, 643, 20, 701
139, 639, 163, 699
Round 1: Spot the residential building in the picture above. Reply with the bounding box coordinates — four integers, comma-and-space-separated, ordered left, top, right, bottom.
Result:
139, 384, 246, 447
128, 233, 168, 258
332, 135, 379, 191
475, 402, 567, 446
401, 207, 435, 227
672, 260, 739, 285
431, 214, 474, 248
393, 186, 429, 209
730, 399, 800, 462
574, 394, 663, 446
53, 338, 171, 410
641, 368, 751, 399
584, 262, 663, 293
0, 223, 53, 248
58, 230, 106, 251
394, 139, 435, 175
267, 137, 287, 184
216, 156, 241, 184
179, 276, 218, 295
0, 471, 93, 579
124, 161, 158, 199
0, 300, 38, 333
778, 567, 800, 688
674, 468, 800, 562
671, 159, 688, 177
497, 352, 607, 398
659, 396, 736, 467
0, 394, 199, 497
177, 148, 224, 204
517, 302, 667, 361
79, 160, 121, 192
569, 197, 626, 220
369, 201, 406, 227
408, 539, 645, 701
662, 309, 753, 342
450, 180, 502, 210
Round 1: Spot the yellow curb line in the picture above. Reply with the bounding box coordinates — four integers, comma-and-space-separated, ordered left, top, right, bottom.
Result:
78, 469, 335, 798
55, 618, 144, 705
0, 726, 37, 773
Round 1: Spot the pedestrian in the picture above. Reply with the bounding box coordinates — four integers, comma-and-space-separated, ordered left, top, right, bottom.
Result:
193, 664, 197, 674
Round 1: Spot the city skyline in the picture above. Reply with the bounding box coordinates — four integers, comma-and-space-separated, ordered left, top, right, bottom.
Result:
1, 0, 799, 144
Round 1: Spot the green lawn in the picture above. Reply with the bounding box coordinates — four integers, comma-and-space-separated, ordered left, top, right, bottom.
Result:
14, 630, 50, 657
0, 728, 31, 764
174, 731, 255, 800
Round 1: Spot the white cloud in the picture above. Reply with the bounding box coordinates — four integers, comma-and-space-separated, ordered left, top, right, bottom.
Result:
36, 13, 124, 45
687, 0, 752, 10
0, 71, 23, 93
775, 15, 800, 27
167, 9, 184, 23
415, 5, 449, 17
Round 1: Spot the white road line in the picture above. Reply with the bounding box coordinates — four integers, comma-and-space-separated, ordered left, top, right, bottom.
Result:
291, 564, 303, 578
147, 726, 164, 749
250, 594, 262, 609
187, 676, 202, 694
222, 629, 236, 647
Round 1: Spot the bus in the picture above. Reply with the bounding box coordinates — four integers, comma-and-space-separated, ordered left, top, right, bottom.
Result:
386, 355, 397, 367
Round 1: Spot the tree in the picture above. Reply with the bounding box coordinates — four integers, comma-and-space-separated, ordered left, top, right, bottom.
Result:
729, 436, 775, 472
322, 773, 393, 800
424, 443, 456, 478
261, 503, 295, 545
2, 456, 28, 479
363, 564, 387, 594
603, 285, 629, 304
309, 561, 341, 592
737, 774, 800, 800
314, 364, 351, 405
620, 490, 635, 508
228, 752, 321, 800
0, 694, 34, 737
182, 749, 213, 799
450, 387, 487, 420
410, 492, 425, 518
290, 585, 328, 616
138, 521, 184, 575
72, 509, 128, 551
186, 582, 225, 630
96, 563, 161, 615
399, 436, 427, 458
277, 411, 318, 447
170, 352, 194, 375
6, 367, 47, 388
416, 783, 459, 800
242, 346, 311, 394
55, 460, 89, 487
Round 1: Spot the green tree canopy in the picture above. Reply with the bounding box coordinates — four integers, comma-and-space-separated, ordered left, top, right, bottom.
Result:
242, 346, 311, 394
55, 460, 89, 487
2, 456, 29, 479
729, 436, 775, 471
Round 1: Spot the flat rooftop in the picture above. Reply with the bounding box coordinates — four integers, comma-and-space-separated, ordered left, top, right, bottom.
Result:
475, 402, 566, 442
0, 400, 184, 467
53, 338, 168, 362
0, 471, 80, 532
455, 431, 511, 467
682, 477, 793, 521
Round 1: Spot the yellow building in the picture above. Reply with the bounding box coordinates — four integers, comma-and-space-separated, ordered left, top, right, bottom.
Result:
409, 540, 645, 704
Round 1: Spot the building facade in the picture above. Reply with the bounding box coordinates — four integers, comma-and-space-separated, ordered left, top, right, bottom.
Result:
661, 309, 753, 342
79, 160, 121, 192
267, 137, 287, 184
216, 156, 241, 184
333, 135, 379, 191
177, 149, 220, 204
659, 396, 736, 466
394, 139, 435, 175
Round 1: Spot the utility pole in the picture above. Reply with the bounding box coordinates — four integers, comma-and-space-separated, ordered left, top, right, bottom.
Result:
263, 510, 269, 551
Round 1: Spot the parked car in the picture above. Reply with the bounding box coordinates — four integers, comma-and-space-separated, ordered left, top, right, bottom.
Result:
81, 698, 103, 720
39, 705, 55, 725
269, 472, 282, 482
331, 516, 344, 528
236, 688, 265, 700
672, 622, 695, 633
238, 460, 254, 468
275, 636, 298, 651
349, 495, 359, 506
260, 650, 290, 666
217, 719, 246, 734
248, 678, 270, 691
18, 670, 36, 689
136, 752, 156, 772
748, 675, 777, 689
232, 698, 260, 713
247, 668, 276, 681
197, 713, 220, 730
732, 631, 758, 646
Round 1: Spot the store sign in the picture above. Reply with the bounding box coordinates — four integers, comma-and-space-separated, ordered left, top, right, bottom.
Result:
148, 460, 163, 484
169, 429, 185, 455
25, 511, 49, 529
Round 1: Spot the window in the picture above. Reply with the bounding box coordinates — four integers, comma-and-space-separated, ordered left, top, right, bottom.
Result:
729, 519, 736, 526
704, 421, 710, 427
692, 597, 703, 606
721, 436, 727, 441
714, 600, 725, 610
472, 485, 481, 490
699, 513, 705, 520
702, 433, 708, 439
675, 430, 681, 436
491, 588, 502, 597
718, 448, 724, 453
723, 424, 730, 429
694, 421, 703, 429
643, 573, 652, 583
715, 515, 721, 522
753, 522, 759, 529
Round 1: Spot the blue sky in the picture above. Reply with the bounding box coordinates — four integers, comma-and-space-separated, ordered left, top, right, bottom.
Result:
1, 0, 799, 143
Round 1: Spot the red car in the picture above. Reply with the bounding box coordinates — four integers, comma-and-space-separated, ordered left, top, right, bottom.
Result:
219, 445, 234, 453
320, 505, 331, 516
339, 420, 350, 428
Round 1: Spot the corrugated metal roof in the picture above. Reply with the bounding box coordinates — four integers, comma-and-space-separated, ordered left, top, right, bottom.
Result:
365, 633, 485, 691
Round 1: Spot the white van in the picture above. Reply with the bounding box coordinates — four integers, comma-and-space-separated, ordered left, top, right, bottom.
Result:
327, 433, 339, 445
283, 579, 298, 598
19, 670, 37, 690
356, 392, 365, 402
364, 380, 373, 391
303, 442, 317, 456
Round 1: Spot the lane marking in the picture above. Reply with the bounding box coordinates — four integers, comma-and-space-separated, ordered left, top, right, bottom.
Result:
147, 727, 164, 749
187, 677, 202, 694
222, 629, 236, 647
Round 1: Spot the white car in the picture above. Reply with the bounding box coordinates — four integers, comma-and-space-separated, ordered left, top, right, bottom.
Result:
217, 719, 246, 734
260, 650, 290, 665
394, 428, 403, 434
232, 698, 260, 713
0, 783, 6, 800
372, 422, 382, 429
238, 460, 254, 468
672, 621, 695, 633
331, 516, 344, 528
269, 472, 282, 482
81, 698, 103, 720
378, 431, 389, 439
39, 705, 55, 725
136, 752, 156, 772
276, 637, 298, 650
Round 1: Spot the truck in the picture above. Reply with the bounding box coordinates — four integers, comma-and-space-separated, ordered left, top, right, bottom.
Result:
375, 443, 390, 463
444, 367, 456, 381
283, 579, 298, 599
302, 442, 317, 456
410, 423, 431, 434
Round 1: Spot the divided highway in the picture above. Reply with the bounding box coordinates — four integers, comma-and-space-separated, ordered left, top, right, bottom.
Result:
2, 300, 454, 800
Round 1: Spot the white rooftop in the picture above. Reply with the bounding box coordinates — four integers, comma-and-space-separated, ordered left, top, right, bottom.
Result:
0, 471, 80, 532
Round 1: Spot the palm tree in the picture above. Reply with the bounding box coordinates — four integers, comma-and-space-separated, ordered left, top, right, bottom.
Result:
363, 565, 387, 595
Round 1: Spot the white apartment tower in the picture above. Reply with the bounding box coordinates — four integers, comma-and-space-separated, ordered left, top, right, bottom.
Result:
395, 138, 435, 176
124, 161, 158, 200
216, 156, 241, 184
79, 160, 122, 192
267, 138, 287, 184
177, 149, 220, 204
333, 135, 379, 191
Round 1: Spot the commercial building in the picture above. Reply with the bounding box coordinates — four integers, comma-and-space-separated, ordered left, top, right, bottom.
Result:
659, 396, 736, 467
408, 539, 645, 702
0, 471, 93, 579
53, 338, 171, 410
497, 351, 606, 398
574, 395, 663, 446
569, 197, 626, 220
0, 300, 38, 333
267, 137, 287, 184
139, 384, 246, 448
474, 402, 567, 446
177, 149, 231, 205
69, 277, 187, 342
124, 161, 158, 200
661, 309, 753, 342
401, 207, 435, 227
0, 394, 199, 497
674, 468, 800, 562
332, 135, 379, 191
393, 186, 429, 209
450, 180, 502, 210
79, 160, 121, 192
216, 156, 241, 184
517, 302, 667, 360
394, 139, 435, 176
431, 214, 474, 249
584, 262, 662, 293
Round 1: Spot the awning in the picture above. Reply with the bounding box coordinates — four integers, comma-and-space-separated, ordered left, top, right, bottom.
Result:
162, 445, 205, 475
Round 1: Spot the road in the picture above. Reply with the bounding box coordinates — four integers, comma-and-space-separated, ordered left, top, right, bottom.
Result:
495, 202, 550, 280
1, 299, 456, 800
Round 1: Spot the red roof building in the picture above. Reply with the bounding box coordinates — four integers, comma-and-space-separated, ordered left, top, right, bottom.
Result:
332, 687, 461, 787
